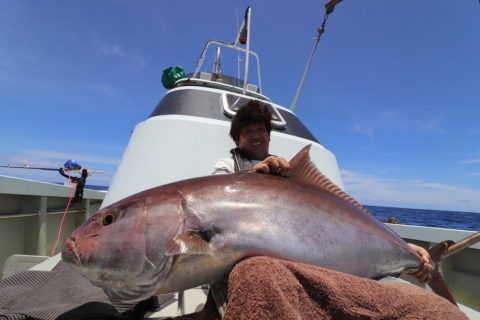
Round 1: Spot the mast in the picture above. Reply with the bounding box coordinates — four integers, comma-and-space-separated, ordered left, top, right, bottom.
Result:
212, 47, 222, 82
238, 7, 252, 95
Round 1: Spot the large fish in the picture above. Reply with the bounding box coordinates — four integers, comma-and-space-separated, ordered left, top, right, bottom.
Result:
62, 145, 455, 304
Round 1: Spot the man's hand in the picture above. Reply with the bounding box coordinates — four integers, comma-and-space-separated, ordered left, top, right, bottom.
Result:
253, 156, 291, 177
406, 243, 433, 284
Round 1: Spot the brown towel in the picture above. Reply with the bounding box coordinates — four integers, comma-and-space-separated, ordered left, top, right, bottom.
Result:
174, 256, 468, 320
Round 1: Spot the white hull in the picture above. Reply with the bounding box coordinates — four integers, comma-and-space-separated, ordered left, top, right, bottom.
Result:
102, 88, 344, 208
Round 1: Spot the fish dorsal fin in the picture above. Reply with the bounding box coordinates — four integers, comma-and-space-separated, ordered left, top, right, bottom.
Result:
290, 145, 374, 217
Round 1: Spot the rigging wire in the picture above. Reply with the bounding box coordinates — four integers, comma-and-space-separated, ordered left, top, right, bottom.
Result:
236, 8, 241, 81
290, 12, 330, 112
290, 0, 343, 112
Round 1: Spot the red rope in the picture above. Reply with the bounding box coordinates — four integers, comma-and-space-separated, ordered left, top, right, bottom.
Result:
50, 169, 76, 257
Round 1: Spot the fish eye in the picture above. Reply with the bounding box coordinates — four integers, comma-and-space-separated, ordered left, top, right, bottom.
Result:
102, 211, 117, 226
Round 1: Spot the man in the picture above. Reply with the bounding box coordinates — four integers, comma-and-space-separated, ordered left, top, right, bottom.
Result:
212, 99, 291, 177
213, 99, 433, 284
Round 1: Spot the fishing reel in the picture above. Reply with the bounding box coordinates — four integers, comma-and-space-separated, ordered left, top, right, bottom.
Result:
64, 160, 82, 171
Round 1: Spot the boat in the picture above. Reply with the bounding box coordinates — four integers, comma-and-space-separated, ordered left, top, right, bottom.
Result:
0, 175, 106, 278
1, 4, 479, 319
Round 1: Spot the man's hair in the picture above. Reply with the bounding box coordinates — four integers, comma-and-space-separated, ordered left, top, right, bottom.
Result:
230, 99, 272, 143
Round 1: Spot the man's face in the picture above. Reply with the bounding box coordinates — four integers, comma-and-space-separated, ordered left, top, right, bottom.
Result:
235, 123, 270, 160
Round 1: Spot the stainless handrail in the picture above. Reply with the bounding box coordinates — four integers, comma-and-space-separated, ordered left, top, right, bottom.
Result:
192, 40, 262, 95
0, 209, 85, 219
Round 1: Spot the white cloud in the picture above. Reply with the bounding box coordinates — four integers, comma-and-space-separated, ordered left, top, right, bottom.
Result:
340, 169, 480, 212
97, 42, 146, 68
341, 170, 395, 189
415, 183, 465, 192
343, 110, 445, 139
0, 156, 61, 168
468, 129, 480, 136
89, 84, 126, 101
23, 149, 121, 166
350, 124, 374, 139
406, 179, 423, 183
461, 158, 480, 164
418, 117, 445, 134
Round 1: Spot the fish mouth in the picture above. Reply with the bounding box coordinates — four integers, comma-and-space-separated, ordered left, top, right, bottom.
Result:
62, 237, 82, 265
61, 248, 80, 265
62, 235, 98, 265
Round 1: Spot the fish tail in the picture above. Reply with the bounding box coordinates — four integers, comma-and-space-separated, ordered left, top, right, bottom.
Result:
427, 240, 458, 307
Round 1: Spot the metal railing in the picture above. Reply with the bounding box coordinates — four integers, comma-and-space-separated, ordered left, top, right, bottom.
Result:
0, 209, 85, 219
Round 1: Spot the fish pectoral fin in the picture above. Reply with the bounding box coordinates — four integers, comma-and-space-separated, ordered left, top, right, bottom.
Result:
165, 231, 214, 256
210, 274, 229, 317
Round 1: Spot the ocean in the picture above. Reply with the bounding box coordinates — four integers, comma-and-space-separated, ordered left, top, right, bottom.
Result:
86, 185, 109, 191
85, 186, 479, 232
365, 205, 479, 232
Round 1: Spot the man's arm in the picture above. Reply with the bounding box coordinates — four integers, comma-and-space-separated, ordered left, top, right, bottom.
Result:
405, 243, 433, 284
212, 158, 235, 175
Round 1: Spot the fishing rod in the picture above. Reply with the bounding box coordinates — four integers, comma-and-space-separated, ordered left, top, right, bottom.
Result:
0, 165, 103, 174
442, 231, 480, 259
0, 164, 60, 171
0, 160, 103, 174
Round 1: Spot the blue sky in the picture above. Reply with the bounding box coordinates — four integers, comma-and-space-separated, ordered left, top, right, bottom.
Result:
1, 1, 479, 213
